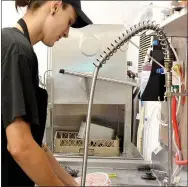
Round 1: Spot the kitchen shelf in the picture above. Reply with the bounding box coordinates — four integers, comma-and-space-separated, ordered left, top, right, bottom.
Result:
146, 7, 187, 37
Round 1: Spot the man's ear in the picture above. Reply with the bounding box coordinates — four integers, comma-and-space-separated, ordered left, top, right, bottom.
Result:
50, 0, 62, 15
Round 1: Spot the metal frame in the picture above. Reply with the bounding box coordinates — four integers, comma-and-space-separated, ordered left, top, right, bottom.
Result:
59, 69, 138, 157
123, 85, 133, 156
46, 49, 137, 156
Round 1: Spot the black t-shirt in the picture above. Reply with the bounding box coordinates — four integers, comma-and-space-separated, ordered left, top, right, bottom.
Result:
1, 27, 47, 186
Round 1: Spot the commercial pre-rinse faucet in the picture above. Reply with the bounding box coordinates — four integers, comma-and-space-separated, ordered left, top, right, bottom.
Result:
80, 20, 174, 186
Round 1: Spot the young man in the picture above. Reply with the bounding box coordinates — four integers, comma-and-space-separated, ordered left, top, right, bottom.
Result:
1, 0, 92, 186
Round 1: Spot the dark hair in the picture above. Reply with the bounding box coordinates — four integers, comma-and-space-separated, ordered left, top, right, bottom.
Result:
15, 0, 68, 11
15, 0, 46, 11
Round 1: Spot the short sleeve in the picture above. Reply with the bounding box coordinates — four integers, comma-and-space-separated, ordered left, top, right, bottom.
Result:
1, 53, 39, 128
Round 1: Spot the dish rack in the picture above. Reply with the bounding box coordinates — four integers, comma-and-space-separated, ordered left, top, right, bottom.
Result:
54, 131, 120, 157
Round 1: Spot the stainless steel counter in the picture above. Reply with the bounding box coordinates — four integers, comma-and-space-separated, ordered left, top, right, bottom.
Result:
75, 167, 161, 186
57, 157, 166, 186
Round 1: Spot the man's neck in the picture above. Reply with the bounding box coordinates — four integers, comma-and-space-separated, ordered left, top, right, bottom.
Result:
15, 16, 44, 46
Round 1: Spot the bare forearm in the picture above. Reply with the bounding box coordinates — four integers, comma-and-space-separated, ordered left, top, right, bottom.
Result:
43, 144, 78, 186
12, 142, 64, 186
6, 118, 65, 186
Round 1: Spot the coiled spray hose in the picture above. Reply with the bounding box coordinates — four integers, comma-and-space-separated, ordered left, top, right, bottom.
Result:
81, 20, 173, 186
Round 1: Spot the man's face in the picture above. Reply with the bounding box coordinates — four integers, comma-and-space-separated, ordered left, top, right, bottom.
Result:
42, 2, 77, 47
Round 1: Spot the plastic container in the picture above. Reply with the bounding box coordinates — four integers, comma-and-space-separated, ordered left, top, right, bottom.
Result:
77, 121, 115, 140
75, 172, 111, 186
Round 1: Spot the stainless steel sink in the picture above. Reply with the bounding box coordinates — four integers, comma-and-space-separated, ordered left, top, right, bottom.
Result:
57, 157, 166, 186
